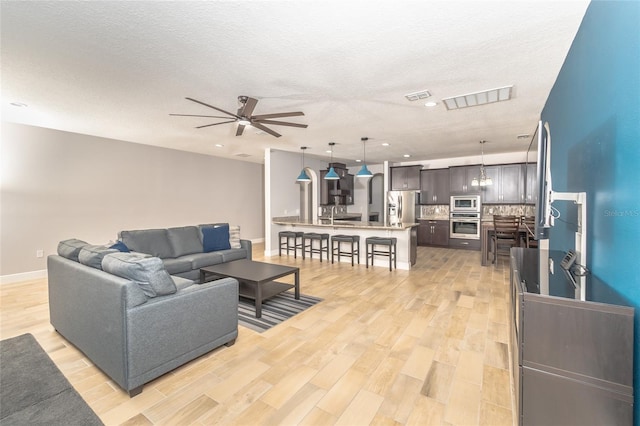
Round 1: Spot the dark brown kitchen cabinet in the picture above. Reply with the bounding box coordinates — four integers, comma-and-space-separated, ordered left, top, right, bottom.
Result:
320, 163, 354, 205
418, 220, 449, 247
449, 165, 481, 193
390, 166, 421, 190
482, 164, 525, 204
419, 169, 450, 205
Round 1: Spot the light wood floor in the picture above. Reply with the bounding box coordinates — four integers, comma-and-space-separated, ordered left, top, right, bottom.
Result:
0, 244, 515, 425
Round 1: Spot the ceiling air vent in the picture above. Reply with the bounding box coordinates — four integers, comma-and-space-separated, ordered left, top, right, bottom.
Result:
404, 90, 432, 101
234, 153, 251, 158
443, 85, 513, 110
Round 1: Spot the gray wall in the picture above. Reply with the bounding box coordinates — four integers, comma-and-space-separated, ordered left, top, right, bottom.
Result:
1, 123, 264, 277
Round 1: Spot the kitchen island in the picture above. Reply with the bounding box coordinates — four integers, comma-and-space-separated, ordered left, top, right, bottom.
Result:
272, 217, 418, 270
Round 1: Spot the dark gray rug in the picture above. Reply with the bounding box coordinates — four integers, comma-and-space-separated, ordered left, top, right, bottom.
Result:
0, 333, 103, 426
238, 291, 322, 333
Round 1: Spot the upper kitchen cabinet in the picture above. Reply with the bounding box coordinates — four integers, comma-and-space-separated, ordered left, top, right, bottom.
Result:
390, 166, 421, 190
419, 168, 450, 204
481, 164, 523, 204
449, 165, 481, 194
320, 163, 354, 205
524, 162, 538, 204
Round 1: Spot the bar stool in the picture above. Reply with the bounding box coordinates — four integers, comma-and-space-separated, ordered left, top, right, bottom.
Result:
302, 232, 330, 262
365, 236, 397, 271
278, 230, 303, 258
331, 235, 360, 266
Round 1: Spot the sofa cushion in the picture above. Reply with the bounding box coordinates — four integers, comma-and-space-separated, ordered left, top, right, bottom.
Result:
202, 225, 231, 252
229, 225, 241, 249
57, 239, 88, 261
78, 245, 118, 269
109, 241, 130, 252
219, 248, 247, 263
171, 276, 195, 291
162, 257, 193, 275
120, 229, 174, 259
167, 226, 202, 257
102, 252, 177, 298
180, 252, 224, 270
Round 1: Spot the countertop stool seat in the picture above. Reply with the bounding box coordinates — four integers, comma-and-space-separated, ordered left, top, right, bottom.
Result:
278, 230, 303, 258
302, 232, 330, 262
365, 237, 397, 271
331, 235, 360, 266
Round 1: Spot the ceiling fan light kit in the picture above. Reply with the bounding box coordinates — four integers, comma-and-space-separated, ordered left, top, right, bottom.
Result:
171, 96, 308, 138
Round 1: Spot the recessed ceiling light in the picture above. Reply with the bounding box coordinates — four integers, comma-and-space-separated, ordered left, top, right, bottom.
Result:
403, 154, 411, 158
442, 85, 513, 110
355, 159, 362, 163
382, 143, 390, 147
10, 102, 27, 107
215, 144, 224, 148
425, 101, 437, 107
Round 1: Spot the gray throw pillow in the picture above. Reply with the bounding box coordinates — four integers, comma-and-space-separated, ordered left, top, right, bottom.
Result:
102, 252, 177, 298
57, 239, 88, 261
78, 245, 118, 270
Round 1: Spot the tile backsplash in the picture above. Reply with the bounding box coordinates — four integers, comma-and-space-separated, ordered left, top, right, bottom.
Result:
419, 205, 449, 217
482, 204, 535, 217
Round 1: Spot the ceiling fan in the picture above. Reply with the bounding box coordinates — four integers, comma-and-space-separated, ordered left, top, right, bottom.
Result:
170, 96, 308, 138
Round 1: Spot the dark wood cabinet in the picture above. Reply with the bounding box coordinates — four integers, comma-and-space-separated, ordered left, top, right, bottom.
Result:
419, 169, 450, 204
418, 220, 449, 247
482, 164, 524, 204
390, 166, 421, 190
449, 165, 481, 193
320, 164, 354, 205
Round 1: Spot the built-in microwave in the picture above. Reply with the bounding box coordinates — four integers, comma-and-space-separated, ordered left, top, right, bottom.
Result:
450, 195, 481, 213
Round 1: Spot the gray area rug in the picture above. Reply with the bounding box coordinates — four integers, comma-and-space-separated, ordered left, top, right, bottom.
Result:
238, 291, 322, 333
0, 333, 103, 426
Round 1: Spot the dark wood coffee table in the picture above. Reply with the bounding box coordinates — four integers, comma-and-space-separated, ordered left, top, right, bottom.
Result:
200, 259, 300, 318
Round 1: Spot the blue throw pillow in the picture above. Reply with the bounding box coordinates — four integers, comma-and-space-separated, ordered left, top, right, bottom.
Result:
202, 225, 231, 252
110, 241, 130, 252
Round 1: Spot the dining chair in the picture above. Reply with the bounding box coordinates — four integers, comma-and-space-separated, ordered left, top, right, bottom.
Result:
521, 216, 538, 248
492, 215, 520, 264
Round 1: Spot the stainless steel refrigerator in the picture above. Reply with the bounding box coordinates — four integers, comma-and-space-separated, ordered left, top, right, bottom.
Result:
387, 191, 416, 226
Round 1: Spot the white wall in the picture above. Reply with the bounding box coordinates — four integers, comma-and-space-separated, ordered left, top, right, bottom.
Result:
1, 123, 264, 278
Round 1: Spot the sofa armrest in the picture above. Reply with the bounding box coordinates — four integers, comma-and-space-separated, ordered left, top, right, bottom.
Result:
241, 239, 252, 260
124, 277, 239, 389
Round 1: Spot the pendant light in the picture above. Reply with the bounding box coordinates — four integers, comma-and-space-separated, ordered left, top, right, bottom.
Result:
356, 136, 373, 178
324, 142, 339, 180
471, 140, 493, 187
296, 146, 311, 182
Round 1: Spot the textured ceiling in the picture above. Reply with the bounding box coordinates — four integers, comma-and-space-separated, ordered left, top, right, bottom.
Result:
1, 1, 589, 165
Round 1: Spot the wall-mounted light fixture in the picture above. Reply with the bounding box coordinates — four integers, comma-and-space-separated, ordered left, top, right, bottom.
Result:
324, 142, 339, 180
356, 137, 373, 178
296, 146, 311, 182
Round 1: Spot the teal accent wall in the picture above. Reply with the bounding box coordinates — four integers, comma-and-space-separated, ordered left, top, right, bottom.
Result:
541, 0, 640, 421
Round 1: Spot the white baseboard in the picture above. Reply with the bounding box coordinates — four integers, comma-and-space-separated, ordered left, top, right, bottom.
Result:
1, 269, 47, 285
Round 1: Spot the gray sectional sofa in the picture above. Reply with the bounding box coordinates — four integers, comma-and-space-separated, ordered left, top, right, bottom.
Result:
48, 223, 251, 396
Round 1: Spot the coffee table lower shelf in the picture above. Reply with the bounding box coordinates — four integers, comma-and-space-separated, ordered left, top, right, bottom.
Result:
238, 281, 293, 301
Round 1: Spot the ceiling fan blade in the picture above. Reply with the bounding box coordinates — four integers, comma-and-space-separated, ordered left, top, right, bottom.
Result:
185, 97, 239, 118
254, 119, 308, 128
251, 111, 304, 120
236, 124, 246, 136
238, 97, 258, 118
196, 120, 237, 129
170, 113, 231, 119
251, 122, 282, 138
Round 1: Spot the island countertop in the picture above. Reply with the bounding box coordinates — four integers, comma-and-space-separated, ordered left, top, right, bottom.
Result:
272, 216, 418, 231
